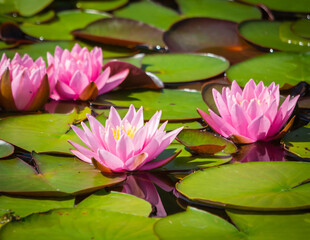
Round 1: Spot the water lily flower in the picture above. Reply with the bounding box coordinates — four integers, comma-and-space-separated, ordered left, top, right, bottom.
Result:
68, 105, 183, 172
47, 43, 129, 101
197, 79, 299, 144
0, 53, 49, 111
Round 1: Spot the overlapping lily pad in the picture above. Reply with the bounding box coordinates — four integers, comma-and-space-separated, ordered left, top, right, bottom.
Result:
72, 17, 165, 48
238, 0, 310, 13
226, 52, 310, 88
0, 140, 14, 158
92, 89, 208, 121
141, 53, 229, 84
176, 162, 310, 210
164, 18, 263, 64
114, 0, 181, 30
0, 111, 85, 154
282, 123, 310, 160
77, 0, 128, 11
20, 10, 109, 40
291, 19, 310, 39
0, 153, 125, 196
154, 207, 310, 240
0, 10, 55, 24
176, 0, 261, 22
0, 208, 158, 239
238, 20, 310, 52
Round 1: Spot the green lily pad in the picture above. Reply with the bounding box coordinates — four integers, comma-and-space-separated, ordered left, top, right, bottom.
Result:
279, 22, 310, 46
238, 0, 310, 13
238, 20, 310, 52
226, 51, 310, 88
0, 40, 16, 50
0, 140, 14, 158
77, 0, 128, 11
176, 162, 310, 211
0, 10, 55, 24
0, 153, 125, 196
141, 53, 229, 84
0, 208, 158, 240
92, 89, 209, 121
176, 129, 237, 155
177, 162, 310, 210
0, 111, 84, 154
20, 10, 109, 40
71, 17, 165, 48
177, 0, 261, 23
77, 190, 152, 216
0, 195, 74, 219
291, 19, 310, 39
163, 18, 263, 64
114, 0, 181, 30
154, 207, 310, 240
282, 123, 310, 160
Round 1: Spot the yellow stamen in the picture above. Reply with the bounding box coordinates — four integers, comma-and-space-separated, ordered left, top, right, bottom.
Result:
112, 125, 137, 140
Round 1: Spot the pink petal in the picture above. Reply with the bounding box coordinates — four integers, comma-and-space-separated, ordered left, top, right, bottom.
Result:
242, 79, 256, 101
87, 114, 105, 142
70, 125, 91, 148
231, 103, 250, 136
69, 71, 89, 94
68, 140, 93, 163
55, 81, 78, 100
139, 150, 181, 171
97, 149, 125, 172
81, 122, 101, 151
104, 127, 117, 153
125, 152, 148, 171
247, 115, 271, 141
132, 126, 148, 151
230, 80, 242, 95
247, 99, 263, 120
122, 104, 136, 123
107, 106, 122, 128
98, 69, 129, 95
131, 106, 144, 129
94, 67, 110, 91
212, 88, 232, 124
116, 133, 134, 161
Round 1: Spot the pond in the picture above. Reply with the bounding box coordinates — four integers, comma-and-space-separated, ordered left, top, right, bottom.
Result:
0, 0, 309, 239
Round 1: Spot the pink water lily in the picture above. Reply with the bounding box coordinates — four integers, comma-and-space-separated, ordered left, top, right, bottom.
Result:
198, 79, 299, 144
47, 43, 129, 101
0, 53, 49, 111
69, 105, 183, 173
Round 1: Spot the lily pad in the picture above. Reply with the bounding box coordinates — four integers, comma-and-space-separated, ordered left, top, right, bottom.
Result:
141, 53, 229, 84
0, 140, 14, 158
176, 162, 310, 210
0, 10, 55, 24
154, 207, 310, 240
238, 0, 310, 13
0, 111, 84, 154
77, 0, 128, 11
114, 0, 181, 30
0, 208, 158, 240
279, 22, 310, 47
0, 153, 125, 196
176, 129, 237, 155
92, 89, 209, 121
282, 123, 310, 160
291, 19, 310, 39
238, 20, 310, 52
77, 190, 152, 216
176, 0, 261, 23
226, 51, 310, 88
20, 10, 109, 40
164, 17, 263, 64
0, 195, 74, 219
72, 17, 165, 48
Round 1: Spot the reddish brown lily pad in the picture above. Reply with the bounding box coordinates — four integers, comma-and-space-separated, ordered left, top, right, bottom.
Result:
164, 17, 263, 64
0, 22, 39, 44
72, 17, 165, 48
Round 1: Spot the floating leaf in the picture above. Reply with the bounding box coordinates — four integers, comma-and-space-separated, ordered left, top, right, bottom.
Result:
0, 153, 125, 196
176, 129, 237, 155
0, 140, 14, 158
0, 195, 74, 219
238, 20, 310, 52
114, 0, 181, 30
226, 52, 310, 88
164, 17, 263, 64
279, 22, 310, 47
0, 208, 158, 239
176, 0, 261, 23
177, 162, 310, 210
77, 0, 128, 11
20, 10, 109, 40
13, 0, 53, 17
291, 19, 310, 39
141, 53, 229, 84
77, 190, 152, 217
72, 17, 165, 48
282, 123, 310, 160
238, 0, 310, 13
0, 10, 55, 24
92, 89, 208, 121
154, 207, 310, 240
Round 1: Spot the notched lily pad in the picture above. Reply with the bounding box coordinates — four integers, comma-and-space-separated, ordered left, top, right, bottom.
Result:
176, 162, 310, 210
0, 140, 14, 158
282, 123, 310, 160
72, 17, 165, 48
176, 129, 237, 155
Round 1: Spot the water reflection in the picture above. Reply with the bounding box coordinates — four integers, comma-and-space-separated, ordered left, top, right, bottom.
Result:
114, 172, 182, 217
232, 142, 286, 163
